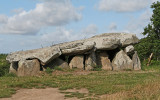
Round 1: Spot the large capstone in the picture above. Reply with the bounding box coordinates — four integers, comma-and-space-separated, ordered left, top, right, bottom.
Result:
7, 33, 139, 64
60, 41, 95, 55
90, 33, 139, 49
18, 59, 40, 76
6, 46, 62, 64
112, 50, 133, 70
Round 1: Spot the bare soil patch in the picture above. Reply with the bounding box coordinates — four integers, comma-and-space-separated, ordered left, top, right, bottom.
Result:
0, 88, 79, 100
52, 70, 94, 76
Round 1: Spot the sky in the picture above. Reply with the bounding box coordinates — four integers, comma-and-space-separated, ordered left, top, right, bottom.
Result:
0, 0, 159, 53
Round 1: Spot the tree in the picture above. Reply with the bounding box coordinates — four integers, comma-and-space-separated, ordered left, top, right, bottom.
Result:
142, 1, 160, 39
135, 1, 160, 61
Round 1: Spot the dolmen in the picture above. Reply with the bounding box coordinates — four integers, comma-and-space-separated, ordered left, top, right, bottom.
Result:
6, 33, 141, 76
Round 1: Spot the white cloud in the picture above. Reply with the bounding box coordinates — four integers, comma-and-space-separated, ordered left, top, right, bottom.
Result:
12, 8, 24, 14
41, 24, 98, 46
0, 15, 8, 24
126, 9, 152, 38
152, 0, 159, 3
82, 24, 98, 36
23, 24, 98, 48
98, 0, 157, 12
78, 6, 85, 11
41, 28, 76, 44
109, 23, 117, 31
0, 0, 82, 35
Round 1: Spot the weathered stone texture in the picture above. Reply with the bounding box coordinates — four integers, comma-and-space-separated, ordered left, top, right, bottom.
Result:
7, 33, 139, 64
6, 46, 62, 64
112, 50, 133, 70
9, 62, 18, 74
97, 52, 112, 70
85, 51, 97, 70
124, 45, 134, 55
44, 58, 69, 69
18, 59, 40, 76
6, 33, 141, 76
69, 55, 84, 69
132, 51, 141, 70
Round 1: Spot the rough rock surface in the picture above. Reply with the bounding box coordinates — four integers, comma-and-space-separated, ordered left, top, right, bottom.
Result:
90, 33, 139, 49
6, 33, 139, 64
97, 52, 112, 70
6, 46, 61, 64
9, 62, 18, 74
124, 45, 134, 55
85, 51, 97, 70
69, 55, 84, 69
112, 50, 133, 70
59, 41, 95, 55
6, 33, 140, 75
17, 59, 40, 76
132, 51, 141, 70
45, 58, 69, 69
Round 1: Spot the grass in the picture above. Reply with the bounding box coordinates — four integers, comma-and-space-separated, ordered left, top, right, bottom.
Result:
64, 92, 86, 99
0, 70, 160, 99
45, 67, 54, 74
91, 65, 102, 71
141, 60, 160, 71
1, 54, 160, 99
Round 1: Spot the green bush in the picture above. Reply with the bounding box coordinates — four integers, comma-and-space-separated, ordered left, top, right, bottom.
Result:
54, 66, 63, 71
150, 60, 160, 65
0, 54, 10, 77
45, 67, 53, 74
141, 60, 160, 71
4, 73, 17, 77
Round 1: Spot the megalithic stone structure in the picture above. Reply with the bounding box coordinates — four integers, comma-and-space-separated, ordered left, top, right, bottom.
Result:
6, 33, 141, 76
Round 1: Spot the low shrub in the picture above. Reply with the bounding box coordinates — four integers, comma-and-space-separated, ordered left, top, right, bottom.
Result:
0, 54, 10, 77
45, 67, 53, 74
91, 65, 102, 71
4, 73, 17, 77
141, 60, 160, 71
54, 66, 63, 71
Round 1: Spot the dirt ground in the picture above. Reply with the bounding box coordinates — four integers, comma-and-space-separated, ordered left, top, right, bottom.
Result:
0, 88, 81, 100
0, 71, 147, 100
0, 71, 94, 100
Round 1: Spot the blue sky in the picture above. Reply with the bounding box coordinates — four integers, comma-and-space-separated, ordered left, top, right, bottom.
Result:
0, 0, 159, 53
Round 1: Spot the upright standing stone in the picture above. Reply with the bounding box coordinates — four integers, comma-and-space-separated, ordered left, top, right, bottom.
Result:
9, 62, 18, 74
85, 51, 97, 70
132, 51, 141, 70
124, 45, 134, 55
18, 59, 40, 76
69, 55, 84, 69
97, 51, 112, 70
112, 50, 133, 70
45, 58, 69, 69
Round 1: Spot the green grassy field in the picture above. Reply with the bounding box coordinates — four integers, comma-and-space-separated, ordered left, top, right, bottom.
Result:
0, 54, 160, 100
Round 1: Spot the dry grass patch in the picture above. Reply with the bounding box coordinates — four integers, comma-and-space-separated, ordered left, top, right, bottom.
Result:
1, 70, 160, 99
